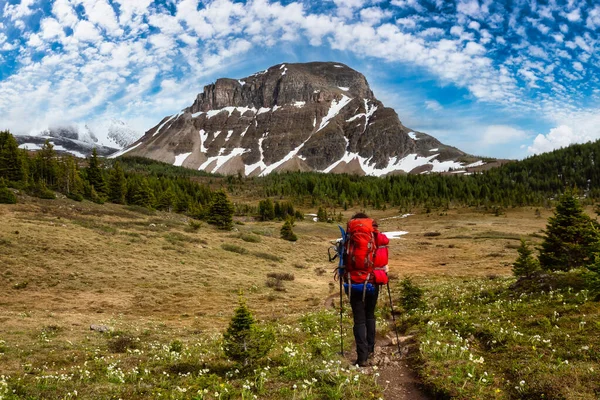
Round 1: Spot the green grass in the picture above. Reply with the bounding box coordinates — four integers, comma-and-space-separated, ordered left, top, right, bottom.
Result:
399, 275, 600, 399
221, 243, 249, 255
0, 310, 381, 399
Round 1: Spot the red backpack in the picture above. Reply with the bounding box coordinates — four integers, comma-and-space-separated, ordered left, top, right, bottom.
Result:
344, 218, 377, 284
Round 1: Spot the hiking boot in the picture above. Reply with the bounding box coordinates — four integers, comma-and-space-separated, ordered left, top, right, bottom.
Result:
367, 351, 375, 359
353, 359, 369, 367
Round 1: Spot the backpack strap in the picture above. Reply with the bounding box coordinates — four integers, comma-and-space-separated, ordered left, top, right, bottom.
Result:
362, 273, 371, 302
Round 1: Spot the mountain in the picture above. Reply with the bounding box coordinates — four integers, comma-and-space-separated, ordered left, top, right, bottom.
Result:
120, 62, 481, 176
16, 120, 140, 158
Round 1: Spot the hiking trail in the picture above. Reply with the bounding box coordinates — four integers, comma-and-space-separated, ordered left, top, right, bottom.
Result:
324, 294, 431, 400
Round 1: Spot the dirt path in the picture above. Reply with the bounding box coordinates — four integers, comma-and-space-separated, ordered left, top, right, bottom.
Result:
324, 294, 431, 400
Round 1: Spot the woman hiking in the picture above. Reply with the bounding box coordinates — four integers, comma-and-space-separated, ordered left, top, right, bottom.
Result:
344, 213, 389, 367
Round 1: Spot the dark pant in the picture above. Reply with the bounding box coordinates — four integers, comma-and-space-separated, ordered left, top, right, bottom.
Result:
349, 285, 379, 363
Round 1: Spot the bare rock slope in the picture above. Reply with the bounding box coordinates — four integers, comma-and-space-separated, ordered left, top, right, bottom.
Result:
124, 62, 478, 176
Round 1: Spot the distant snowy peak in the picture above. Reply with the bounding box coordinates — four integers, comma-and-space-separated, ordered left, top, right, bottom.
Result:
15, 119, 142, 159
37, 119, 140, 150
121, 61, 480, 176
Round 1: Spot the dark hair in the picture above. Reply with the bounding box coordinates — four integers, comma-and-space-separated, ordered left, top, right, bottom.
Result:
351, 212, 369, 219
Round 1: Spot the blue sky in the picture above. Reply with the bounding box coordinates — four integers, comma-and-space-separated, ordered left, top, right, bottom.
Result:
0, 0, 599, 159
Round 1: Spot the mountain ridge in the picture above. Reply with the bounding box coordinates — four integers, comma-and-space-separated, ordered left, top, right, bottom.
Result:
119, 62, 480, 176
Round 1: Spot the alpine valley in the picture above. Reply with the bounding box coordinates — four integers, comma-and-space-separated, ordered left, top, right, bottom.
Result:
120, 62, 486, 176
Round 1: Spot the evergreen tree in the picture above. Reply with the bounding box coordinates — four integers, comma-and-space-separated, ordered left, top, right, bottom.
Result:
157, 186, 176, 212
512, 239, 540, 277
0, 131, 27, 182
57, 156, 83, 198
539, 191, 600, 272
258, 198, 275, 221
207, 190, 234, 230
280, 220, 297, 241
130, 178, 154, 208
0, 178, 17, 204
223, 298, 273, 367
86, 148, 106, 195
316, 206, 328, 222
32, 140, 58, 187
108, 161, 127, 204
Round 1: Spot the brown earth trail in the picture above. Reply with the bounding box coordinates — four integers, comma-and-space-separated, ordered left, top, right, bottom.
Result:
324, 293, 431, 400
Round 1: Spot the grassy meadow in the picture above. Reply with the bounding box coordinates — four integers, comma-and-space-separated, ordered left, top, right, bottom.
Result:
0, 195, 598, 399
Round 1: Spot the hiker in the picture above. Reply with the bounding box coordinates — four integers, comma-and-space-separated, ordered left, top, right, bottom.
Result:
344, 212, 389, 367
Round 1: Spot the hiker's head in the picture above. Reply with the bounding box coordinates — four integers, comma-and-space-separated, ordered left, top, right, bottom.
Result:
351, 212, 369, 220
372, 221, 379, 229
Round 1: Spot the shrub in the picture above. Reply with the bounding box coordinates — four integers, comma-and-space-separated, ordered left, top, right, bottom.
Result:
266, 277, 286, 291
252, 251, 282, 262
0, 180, 16, 204
28, 182, 55, 199
13, 281, 28, 290
512, 238, 540, 278
107, 335, 138, 353
187, 220, 202, 232
240, 233, 261, 243
223, 299, 274, 367
423, 232, 441, 237
280, 220, 297, 241
399, 277, 425, 312
266, 272, 295, 281
0, 187, 16, 204
221, 243, 249, 255
169, 339, 184, 353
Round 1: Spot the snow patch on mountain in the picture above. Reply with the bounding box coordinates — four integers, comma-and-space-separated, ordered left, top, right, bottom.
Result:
19, 143, 43, 151
199, 129, 209, 152
323, 152, 465, 176
108, 142, 142, 159
199, 147, 248, 173
317, 95, 352, 132
466, 160, 485, 168
173, 152, 192, 167
408, 132, 419, 140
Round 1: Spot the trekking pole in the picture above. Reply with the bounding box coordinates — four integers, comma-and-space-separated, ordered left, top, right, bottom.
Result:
339, 272, 344, 356
386, 282, 402, 356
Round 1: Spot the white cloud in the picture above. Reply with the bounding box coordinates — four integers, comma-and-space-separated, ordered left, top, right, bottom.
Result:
39, 18, 65, 41
564, 8, 581, 22
424, 100, 442, 111
78, 0, 123, 36
359, 7, 391, 25
468, 21, 480, 30
480, 125, 527, 145
587, 6, 600, 29
528, 113, 600, 154
52, 0, 79, 28
3, 0, 38, 21
464, 41, 486, 55
456, 0, 490, 19
73, 20, 102, 42
572, 61, 584, 72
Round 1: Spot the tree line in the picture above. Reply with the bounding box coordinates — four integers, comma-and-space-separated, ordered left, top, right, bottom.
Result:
0, 131, 218, 220
253, 139, 600, 210
4, 130, 600, 216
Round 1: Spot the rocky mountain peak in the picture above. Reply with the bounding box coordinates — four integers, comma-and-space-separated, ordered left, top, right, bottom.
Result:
189, 62, 373, 113
122, 62, 480, 176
